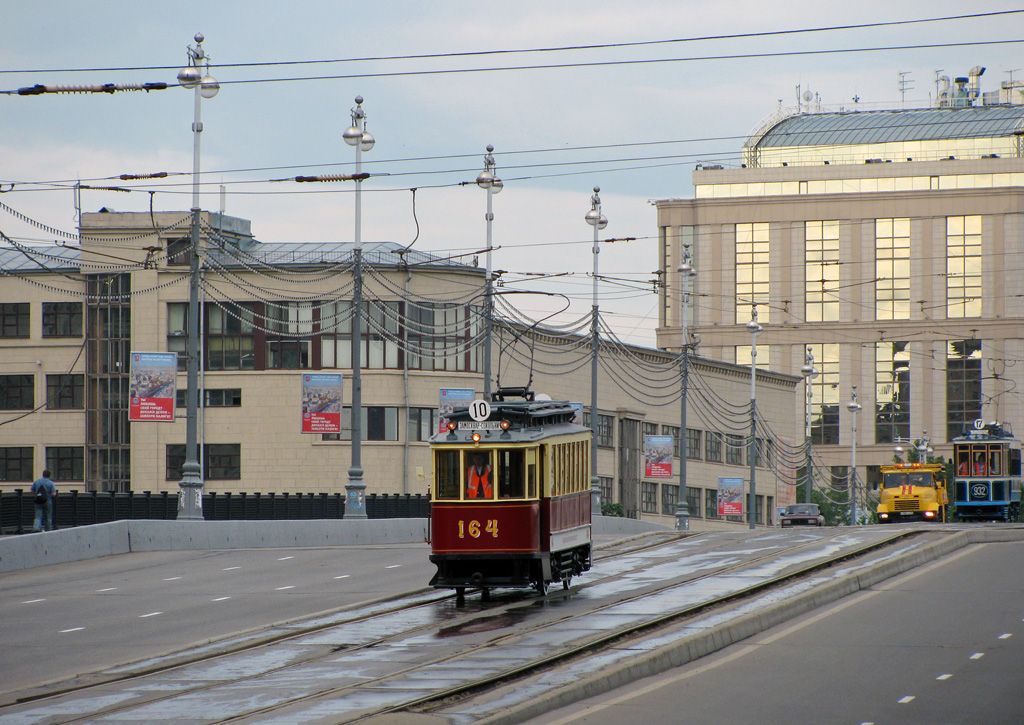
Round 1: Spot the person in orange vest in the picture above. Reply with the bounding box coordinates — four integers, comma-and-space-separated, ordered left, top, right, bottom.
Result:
466, 452, 493, 498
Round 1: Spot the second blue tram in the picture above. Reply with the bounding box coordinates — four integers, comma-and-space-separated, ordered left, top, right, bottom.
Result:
952, 419, 1022, 522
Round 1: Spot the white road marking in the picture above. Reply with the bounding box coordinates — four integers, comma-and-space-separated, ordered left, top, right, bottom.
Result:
898, 696, 915, 704
275, 586, 295, 591
95, 587, 117, 592
60, 627, 85, 633
212, 596, 231, 602
139, 612, 163, 618
163, 577, 182, 581
385, 565, 401, 569
998, 633, 1012, 639
223, 566, 240, 571
23, 598, 46, 604
970, 653, 985, 660
278, 556, 294, 561
936, 674, 953, 680
334, 575, 350, 579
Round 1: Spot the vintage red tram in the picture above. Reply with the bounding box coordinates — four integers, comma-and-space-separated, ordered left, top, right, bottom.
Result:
428, 388, 593, 601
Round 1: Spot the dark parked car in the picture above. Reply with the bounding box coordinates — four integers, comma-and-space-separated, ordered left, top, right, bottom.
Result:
780, 503, 825, 527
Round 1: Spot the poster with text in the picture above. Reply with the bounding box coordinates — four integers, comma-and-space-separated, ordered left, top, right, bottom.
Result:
570, 403, 584, 426
439, 388, 475, 433
718, 477, 745, 516
644, 435, 674, 477
301, 373, 343, 433
129, 352, 177, 422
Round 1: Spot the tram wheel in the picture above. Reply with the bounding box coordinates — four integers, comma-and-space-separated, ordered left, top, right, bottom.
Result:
534, 578, 547, 596
455, 587, 466, 606
480, 588, 491, 602
562, 576, 572, 591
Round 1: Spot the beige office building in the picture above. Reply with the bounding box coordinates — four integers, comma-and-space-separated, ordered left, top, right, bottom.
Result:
656, 72, 1024, 507
0, 209, 798, 529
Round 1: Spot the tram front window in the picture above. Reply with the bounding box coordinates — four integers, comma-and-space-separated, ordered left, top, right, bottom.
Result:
466, 450, 494, 499
435, 450, 461, 500
496, 449, 525, 498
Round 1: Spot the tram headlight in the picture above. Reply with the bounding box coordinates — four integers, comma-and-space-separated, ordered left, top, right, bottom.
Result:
471, 432, 482, 443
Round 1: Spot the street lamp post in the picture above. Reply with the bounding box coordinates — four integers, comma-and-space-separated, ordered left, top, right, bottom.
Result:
475, 146, 502, 399
847, 385, 862, 525
676, 245, 696, 530
585, 187, 608, 515
342, 96, 374, 519
176, 33, 219, 521
746, 304, 762, 530
800, 347, 819, 503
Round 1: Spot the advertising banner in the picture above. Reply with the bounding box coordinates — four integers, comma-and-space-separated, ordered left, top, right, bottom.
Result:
644, 435, 674, 477
301, 373, 343, 433
128, 352, 177, 422
718, 476, 745, 516
439, 388, 475, 433
569, 402, 584, 426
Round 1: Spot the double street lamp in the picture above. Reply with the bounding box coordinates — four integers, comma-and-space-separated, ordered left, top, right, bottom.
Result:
847, 385, 862, 525
586, 187, 607, 515
475, 146, 502, 399
176, 33, 219, 521
676, 245, 696, 530
800, 347, 819, 503
342, 96, 374, 519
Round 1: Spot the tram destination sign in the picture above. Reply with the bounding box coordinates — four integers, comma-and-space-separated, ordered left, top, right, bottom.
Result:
458, 421, 503, 430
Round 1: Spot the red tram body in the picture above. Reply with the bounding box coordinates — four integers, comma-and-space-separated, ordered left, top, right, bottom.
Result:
428, 389, 593, 599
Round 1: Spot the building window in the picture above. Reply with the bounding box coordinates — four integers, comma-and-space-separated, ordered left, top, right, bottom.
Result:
265, 302, 312, 369
0, 303, 30, 338
805, 221, 840, 322
46, 446, 84, 481
686, 428, 702, 460
167, 302, 188, 371
595, 413, 614, 448
404, 301, 479, 372
736, 344, 770, 370
735, 222, 770, 324
705, 488, 720, 519
875, 341, 910, 444
642, 421, 658, 439
166, 443, 241, 480
0, 447, 33, 482
946, 340, 982, 440
42, 302, 83, 337
207, 302, 256, 371
46, 374, 84, 410
165, 237, 192, 267
661, 425, 681, 457
662, 483, 679, 515
641, 481, 658, 513
175, 389, 242, 407
686, 486, 701, 517
946, 215, 982, 319
726, 434, 745, 465
807, 342, 841, 445
409, 407, 439, 442
598, 476, 613, 503
705, 431, 723, 462
322, 406, 400, 442
0, 375, 34, 410
875, 218, 911, 320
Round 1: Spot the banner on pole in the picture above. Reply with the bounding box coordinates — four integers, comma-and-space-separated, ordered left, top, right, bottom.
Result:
644, 435, 674, 477
302, 373, 343, 433
718, 477, 745, 516
129, 352, 177, 422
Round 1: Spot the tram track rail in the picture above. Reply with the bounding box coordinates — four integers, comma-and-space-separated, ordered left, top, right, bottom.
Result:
2, 528, 927, 724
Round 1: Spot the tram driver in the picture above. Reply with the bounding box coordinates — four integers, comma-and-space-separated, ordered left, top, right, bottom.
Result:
466, 451, 493, 499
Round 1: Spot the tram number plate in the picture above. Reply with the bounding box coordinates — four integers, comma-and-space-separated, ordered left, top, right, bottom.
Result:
458, 519, 499, 538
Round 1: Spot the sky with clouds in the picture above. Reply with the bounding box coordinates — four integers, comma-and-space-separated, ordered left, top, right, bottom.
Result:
2, 1, 1021, 346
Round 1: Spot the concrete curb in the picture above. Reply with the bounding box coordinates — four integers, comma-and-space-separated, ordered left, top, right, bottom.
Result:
476, 528, 1024, 725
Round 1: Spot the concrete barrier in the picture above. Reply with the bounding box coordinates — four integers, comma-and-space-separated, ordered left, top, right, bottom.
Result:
0, 514, 662, 573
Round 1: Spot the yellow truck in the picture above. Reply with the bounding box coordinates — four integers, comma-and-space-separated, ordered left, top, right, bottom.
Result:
875, 462, 948, 523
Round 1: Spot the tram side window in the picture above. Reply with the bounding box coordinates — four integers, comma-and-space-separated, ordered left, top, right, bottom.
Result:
956, 449, 971, 476
435, 450, 461, 500
466, 450, 494, 500
496, 449, 525, 499
989, 448, 1002, 476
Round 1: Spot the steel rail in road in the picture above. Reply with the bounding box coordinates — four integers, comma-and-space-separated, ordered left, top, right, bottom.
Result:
1, 528, 923, 723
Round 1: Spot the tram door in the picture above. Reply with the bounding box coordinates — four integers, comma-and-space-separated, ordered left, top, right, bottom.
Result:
618, 418, 641, 518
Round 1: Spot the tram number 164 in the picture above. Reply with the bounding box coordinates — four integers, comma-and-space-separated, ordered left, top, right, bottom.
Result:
457, 519, 499, 539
